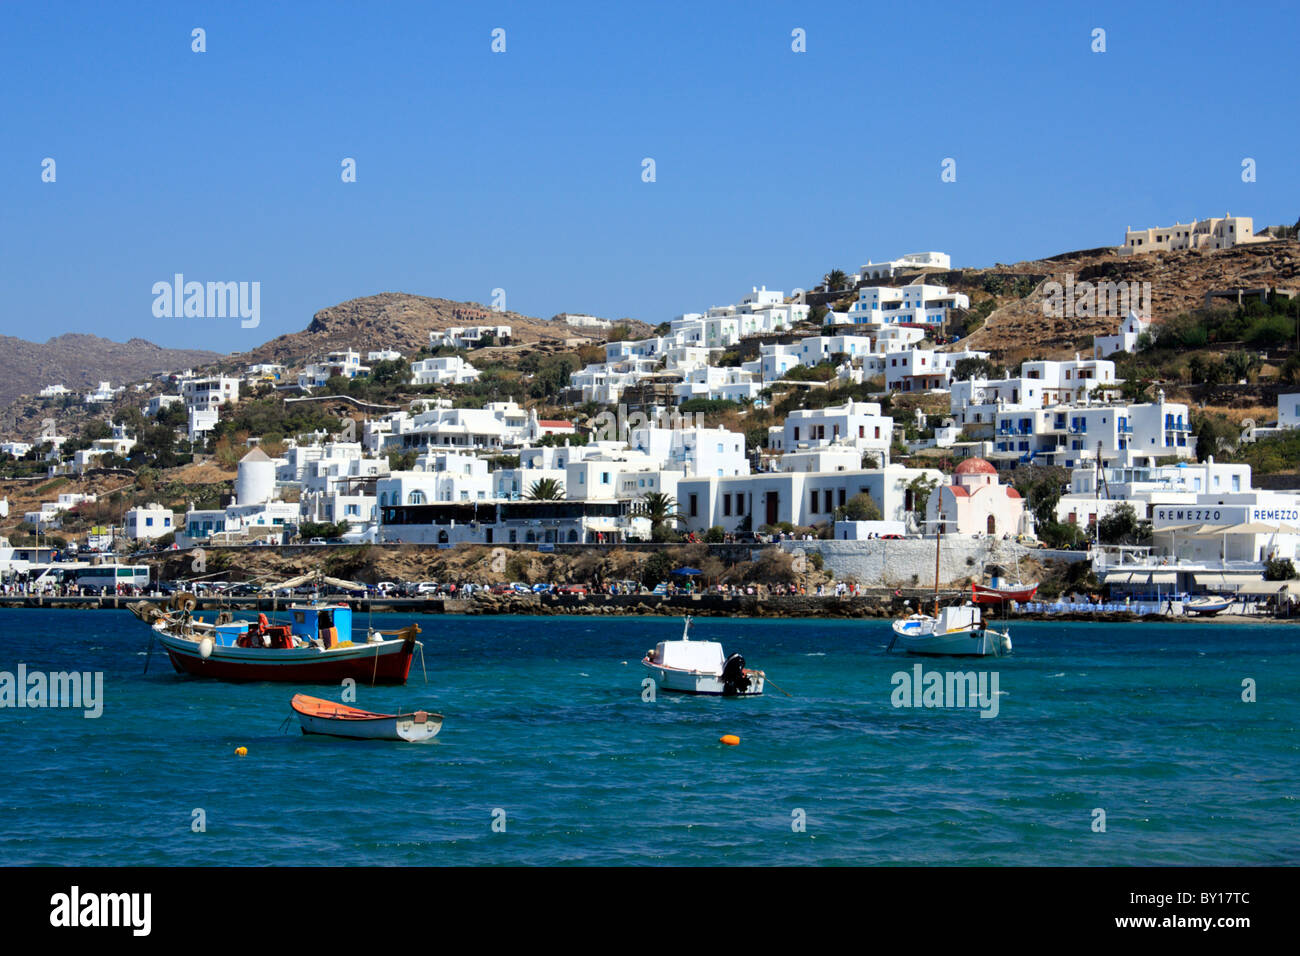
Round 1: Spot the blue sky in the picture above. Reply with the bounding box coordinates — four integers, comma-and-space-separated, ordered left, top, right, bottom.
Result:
2, 0, 1297, 353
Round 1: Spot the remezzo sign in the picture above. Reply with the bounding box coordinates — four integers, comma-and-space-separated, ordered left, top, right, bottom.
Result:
1251, 508, 1300, 523
1154, 508, 1227, 524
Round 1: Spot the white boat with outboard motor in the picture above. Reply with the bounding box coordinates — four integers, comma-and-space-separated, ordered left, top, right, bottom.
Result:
641, 616, 765, 696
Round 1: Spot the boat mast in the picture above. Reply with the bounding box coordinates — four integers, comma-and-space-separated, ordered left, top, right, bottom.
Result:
933, 524, 942, 618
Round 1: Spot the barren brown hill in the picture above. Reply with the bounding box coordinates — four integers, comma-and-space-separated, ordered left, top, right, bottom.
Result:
959, 240, 1300, 360
0, 334, 222, 409
231, 293, 653, 369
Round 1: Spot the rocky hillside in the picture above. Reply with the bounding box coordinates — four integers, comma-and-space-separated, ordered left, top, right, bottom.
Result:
958, 240, 1300, 359
230, 293, 652, 369
0, 334, 222, 409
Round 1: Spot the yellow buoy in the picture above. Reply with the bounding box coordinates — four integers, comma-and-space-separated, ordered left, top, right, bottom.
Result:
235, 746, 248, 756
720, 734, 740, 746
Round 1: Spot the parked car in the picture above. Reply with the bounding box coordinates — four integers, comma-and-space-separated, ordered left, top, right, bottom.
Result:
509, 582, 531, 594
555, 584, 588, 596
308, 537, 327, 546
415, 582, 440, 596
531, 583, 553, 594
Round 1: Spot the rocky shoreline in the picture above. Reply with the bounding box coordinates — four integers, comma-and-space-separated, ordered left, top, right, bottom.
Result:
2, 591, 1286, 623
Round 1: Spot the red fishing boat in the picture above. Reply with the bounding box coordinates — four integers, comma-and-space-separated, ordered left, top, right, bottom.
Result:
129, 596, 422, 684
970, 580, 1039, 605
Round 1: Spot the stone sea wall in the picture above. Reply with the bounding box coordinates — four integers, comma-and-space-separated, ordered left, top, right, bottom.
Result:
777, 538, 1088, 588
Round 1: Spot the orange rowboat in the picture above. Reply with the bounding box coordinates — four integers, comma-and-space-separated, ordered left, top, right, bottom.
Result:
290, 694, 443, 742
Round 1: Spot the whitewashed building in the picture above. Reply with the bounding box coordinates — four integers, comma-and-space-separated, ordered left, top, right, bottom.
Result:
857, 252, 951, 281
926, 458, 1029, 536
770, 401, 894, 459
627, 425, 749, 478
838, 282, 969, 329
988, 392, 1193, 468
1278, 393, 1300, 430
1094, 310, 1151, 358
431, 326, 511, 349
189, 408, 219, 442
181, 376, 240, 412
125, 503, 176, 540
410, 355, 480, 386
84, 382, 123, 404
676, 464, 942, 533
299, 350, 369, 388
179, 448, 297, 545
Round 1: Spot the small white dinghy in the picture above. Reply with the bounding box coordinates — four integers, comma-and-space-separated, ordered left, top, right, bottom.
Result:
1184, 595, 1234, 616
642, 616, 765, 696
890, 603, 1012, 657
291, 694, 443, 742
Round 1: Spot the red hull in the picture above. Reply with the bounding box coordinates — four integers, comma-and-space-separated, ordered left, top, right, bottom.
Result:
971, 583, 1038, 605
163, 644, 415, 684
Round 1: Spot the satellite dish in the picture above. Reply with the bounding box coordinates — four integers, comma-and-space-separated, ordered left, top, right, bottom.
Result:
973, 388, 986, 404
1240, 418, 1256, 443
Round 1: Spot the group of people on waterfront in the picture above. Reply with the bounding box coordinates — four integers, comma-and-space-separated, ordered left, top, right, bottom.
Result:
0, 581, 147, 598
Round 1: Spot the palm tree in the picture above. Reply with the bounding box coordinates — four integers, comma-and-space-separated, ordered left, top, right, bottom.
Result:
636, 492, 685, 531
525, 478, 565, 500
823, 269, 849, 292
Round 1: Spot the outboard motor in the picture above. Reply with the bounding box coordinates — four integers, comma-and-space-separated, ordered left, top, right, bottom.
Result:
721, 653, 751, 696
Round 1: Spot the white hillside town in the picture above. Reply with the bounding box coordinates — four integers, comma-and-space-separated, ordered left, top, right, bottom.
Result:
4, 229, 1298, 614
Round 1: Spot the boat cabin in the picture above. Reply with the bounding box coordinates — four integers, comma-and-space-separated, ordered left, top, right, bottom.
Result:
649, 639, 725, 674
288, 604, 354, 649
213, 620, 250, 647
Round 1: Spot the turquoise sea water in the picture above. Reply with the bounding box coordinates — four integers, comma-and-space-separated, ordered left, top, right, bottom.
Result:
0, 608, 1296, 866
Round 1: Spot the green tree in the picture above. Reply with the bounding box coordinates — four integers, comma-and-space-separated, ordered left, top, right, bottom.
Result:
369, 358, 410, 385
834, 492, 883, 522
1097, 502, 1150, 544
640, 551, 675, 587
907, 475, 940, 514
1264, 557, 1297, 581
1222, 350, 1261, 382
953, 357, 998, 381
387, 448, 417, 470
298, 521, 350, 540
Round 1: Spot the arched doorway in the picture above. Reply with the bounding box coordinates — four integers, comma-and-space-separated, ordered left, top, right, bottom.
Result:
986, 515, 996, 535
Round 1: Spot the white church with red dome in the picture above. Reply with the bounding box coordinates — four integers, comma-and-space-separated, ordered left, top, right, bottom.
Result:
925, 458, 1030, 536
